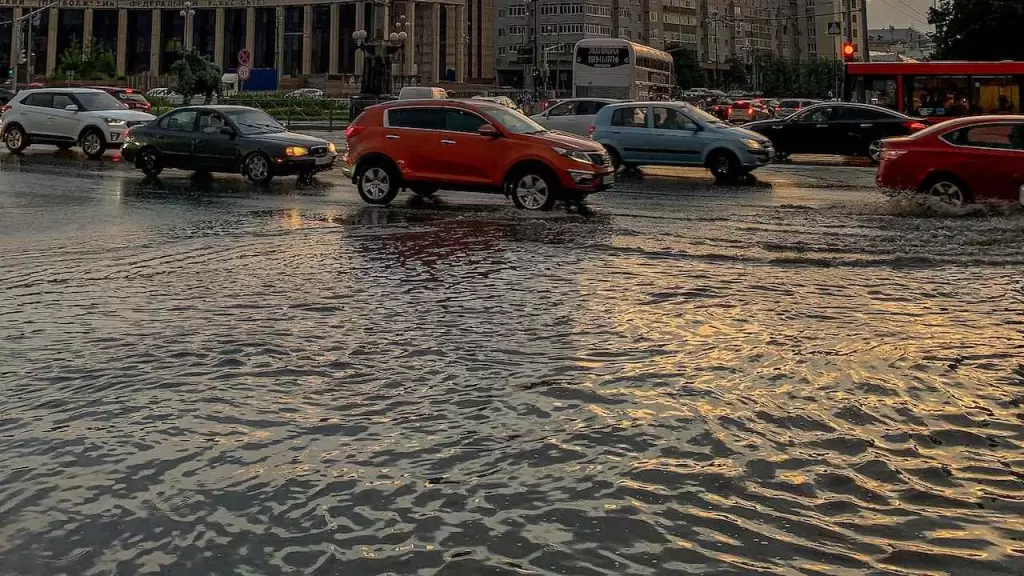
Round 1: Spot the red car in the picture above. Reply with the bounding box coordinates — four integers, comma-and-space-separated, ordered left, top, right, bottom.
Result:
877, 115, 1024, 206
86, 86, 152, 113
342, 99, 614, 210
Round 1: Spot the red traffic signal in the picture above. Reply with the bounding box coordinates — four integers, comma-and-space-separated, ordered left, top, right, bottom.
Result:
842, 42, 856, 61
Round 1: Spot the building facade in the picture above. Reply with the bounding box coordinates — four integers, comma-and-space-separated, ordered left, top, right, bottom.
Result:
1, 0, 468, 84
867, 26, 933, 61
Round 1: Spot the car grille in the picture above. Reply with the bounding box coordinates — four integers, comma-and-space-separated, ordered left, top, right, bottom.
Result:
310, 145, 328, 157
587, 152, 610, 167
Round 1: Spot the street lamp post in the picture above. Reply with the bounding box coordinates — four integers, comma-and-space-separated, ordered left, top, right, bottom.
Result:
180, 1, 196, 51
351, 0, 407, 108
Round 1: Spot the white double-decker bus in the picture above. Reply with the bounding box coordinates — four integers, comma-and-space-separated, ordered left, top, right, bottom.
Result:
572, 38, 675, 100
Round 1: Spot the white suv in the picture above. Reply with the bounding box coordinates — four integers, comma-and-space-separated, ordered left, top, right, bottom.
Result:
1, 88, 156, 159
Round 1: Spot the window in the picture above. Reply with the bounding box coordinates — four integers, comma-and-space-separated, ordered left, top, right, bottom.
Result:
23, 93, 53, 107
541, 24, 556, 35
51, 94, 75, 109
611, 106, 648, 128
445, 110, 488, 133
386, 108, 445, 130
497, 46, 506, 56
498, 8, 506, 17
682, 0, 696, 7
797, 106, 833, 123
836, 106, 893, 121
560, 3, 583, 15
541, 4, 558, 15
944, 124, 1023, 150
653, 107, 697, 131
509, 25, 525, 35
547, 101, 578, 117
159, 110, 198, 131
576, 100, 610, 115
650, 11, 658, 21
197, 110, 228, 134
508, 5, 526, 17
682, 33, 697, 44
560, 23, 583, 34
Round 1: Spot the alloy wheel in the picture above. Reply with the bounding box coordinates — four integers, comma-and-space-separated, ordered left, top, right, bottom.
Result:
83, 133, 102, 156
515, 174, 549, 210
6, 130, 22, 150
362, 167, 391, 200
868, 140, 882, 162
247, 155, 268, 181
929, 181, 965, 206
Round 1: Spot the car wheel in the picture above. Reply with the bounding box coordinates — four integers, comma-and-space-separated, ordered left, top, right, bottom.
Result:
922, 175, 972, 207
867, 140, 883, 163
242, 152, 274, 185
80, 128, 106, 160
509, 169, 558, 211
357, 162, 400, 205
56, 143, 73, 151
138, 147, 163, 177
708, 150, 743, 183
605, 147, 623, 171
411, 185, 437, 197
4, 124, 28, 153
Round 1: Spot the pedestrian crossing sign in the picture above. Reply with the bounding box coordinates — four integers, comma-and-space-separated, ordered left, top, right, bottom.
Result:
826, 21, 842, 36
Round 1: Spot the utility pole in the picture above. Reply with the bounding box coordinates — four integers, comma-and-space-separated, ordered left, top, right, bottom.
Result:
844, 0, 853, 48
859, 0, 869, 62
25, 13, 32, 87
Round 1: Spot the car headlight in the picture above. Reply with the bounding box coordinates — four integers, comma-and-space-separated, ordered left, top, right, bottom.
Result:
552, 146, 592, 164
284, 146, 309, 157
105, 118, 126, 126
741, 139, 764, 150
327, 142, 336, 153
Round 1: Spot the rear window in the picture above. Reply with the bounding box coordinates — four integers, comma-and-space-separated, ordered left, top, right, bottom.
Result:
942, 123, 1024, 149
732, 101, 751, 109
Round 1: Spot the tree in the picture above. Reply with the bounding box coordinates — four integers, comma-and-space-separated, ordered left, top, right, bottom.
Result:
668, 47, 706, 90
170, 50, 223, 105
721, 56, 748, 91
57, 38, 116, 80
929, 0, 1024, 60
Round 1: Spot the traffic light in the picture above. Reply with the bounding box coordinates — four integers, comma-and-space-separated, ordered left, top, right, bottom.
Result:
7, 68, 12, 79
842, 42, 856, 62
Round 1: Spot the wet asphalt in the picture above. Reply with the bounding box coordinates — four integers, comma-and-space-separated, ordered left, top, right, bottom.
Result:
2, 145, 1024, 576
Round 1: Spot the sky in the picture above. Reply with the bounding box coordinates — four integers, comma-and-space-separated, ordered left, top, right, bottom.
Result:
868, 0, 935, 31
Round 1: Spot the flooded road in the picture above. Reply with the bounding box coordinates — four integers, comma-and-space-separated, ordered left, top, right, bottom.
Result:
2, 151, 1024, 575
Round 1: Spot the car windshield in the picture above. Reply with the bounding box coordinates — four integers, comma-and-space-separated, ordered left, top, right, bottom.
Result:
682, 104, 722, 124
225, 109, 286, 134
76, 92, 127, 111
485, 107, 546, 134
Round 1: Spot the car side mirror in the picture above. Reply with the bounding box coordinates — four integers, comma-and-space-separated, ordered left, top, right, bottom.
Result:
220, 126, 236, 138
478, 124, 501, 138
64, 104, 79, 112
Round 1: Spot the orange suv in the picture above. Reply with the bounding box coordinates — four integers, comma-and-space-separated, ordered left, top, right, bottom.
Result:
342, 99, 615, 211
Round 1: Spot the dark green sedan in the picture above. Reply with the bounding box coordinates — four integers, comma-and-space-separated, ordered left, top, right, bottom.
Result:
120, 105, 338, 184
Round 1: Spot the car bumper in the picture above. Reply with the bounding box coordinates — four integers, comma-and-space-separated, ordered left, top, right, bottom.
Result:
741, 148, 775, 168
272, 152, 339, 175
561, 167, 615, 193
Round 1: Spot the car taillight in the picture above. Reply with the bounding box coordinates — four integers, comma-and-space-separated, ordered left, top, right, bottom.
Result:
344, 124, 366, 139
587, 125, 595, 136
904, 121, 927, 131
880, 149, 907, 161
0, 104, 10, 114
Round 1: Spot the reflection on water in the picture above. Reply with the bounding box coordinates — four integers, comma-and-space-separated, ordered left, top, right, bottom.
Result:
1, 183, 1023, 575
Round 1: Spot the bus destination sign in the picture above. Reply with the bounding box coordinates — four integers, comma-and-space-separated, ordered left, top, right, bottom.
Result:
577, 47, 629, 68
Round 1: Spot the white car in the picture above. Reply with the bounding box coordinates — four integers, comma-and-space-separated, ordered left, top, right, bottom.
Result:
530, 98, 619, 137
1, 88, 156, 159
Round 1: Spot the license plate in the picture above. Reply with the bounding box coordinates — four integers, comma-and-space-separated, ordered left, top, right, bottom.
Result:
316, 155, 332, 166
602, 174, 615, 185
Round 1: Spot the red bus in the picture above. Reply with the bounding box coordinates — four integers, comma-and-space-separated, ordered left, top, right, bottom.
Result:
845, 61, 1024, 120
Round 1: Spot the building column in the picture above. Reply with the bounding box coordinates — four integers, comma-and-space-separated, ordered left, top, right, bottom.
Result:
354, 1, 365, 75
83, 9, 94, 53
45, 8, 58, 76
150, 9, 161, 75
430, 2, 440, 82
301, 4, 312, 75
213, 8, 225, 68
275, 6, 284, 77
403, 1, 415, 76
245, 7, 256, 60
328, 3, 339, 74
115, 9, 127, 75
454, 4, 465, 82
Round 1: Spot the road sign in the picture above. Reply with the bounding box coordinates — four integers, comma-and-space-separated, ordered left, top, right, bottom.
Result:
237, 65, 251, 81
237, 48, 251, 67
826, 21, 842, 36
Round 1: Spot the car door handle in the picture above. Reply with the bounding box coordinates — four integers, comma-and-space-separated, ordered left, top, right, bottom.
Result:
816, 124, 828, 128
440, 139, 456, 145
46, 115, 55, 120
385, 134, 400, 140
859, 123, 873, 128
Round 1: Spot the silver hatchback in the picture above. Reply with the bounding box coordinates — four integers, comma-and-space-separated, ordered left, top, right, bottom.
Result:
530, 98, 619, 137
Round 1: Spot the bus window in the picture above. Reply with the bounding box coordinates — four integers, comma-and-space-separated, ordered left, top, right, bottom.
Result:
850, 75, 897, 110
971, 77, 1019, 114
909, 76, 970, 118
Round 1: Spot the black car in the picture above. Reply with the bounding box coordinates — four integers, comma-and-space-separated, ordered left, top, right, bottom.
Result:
743, 102, 927, 163
121, 105, 337, 183
0, 88, 13, 106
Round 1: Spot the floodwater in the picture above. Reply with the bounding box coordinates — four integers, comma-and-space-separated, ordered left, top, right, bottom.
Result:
1, 155, 1023, 575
